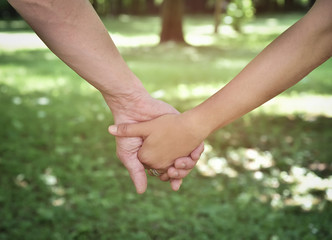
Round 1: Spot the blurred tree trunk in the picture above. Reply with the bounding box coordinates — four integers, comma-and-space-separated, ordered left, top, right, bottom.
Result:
185, 0, 208, 13
146, 0, 157, 14
131, 0, 140, 15
284, 0, 295, 11
110, 0, 123, 16
160, 0, 186, 43
214, 0, 224, 34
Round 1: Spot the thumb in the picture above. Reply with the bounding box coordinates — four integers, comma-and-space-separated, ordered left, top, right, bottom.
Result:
108, 122, 148, 137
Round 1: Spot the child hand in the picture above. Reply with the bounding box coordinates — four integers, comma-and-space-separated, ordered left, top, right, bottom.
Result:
109, 114, 205, 172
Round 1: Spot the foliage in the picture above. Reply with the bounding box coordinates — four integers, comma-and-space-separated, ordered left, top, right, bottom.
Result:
225, 0, 255, 32
254, 0, 313, 13
0, 14, 332, 239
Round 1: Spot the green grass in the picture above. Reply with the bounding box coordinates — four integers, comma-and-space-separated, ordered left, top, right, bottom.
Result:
0, 13, 332, 240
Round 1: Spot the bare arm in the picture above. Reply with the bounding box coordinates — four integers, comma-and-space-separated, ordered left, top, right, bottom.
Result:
187, 0, 332, 137
8, 0, 203, 193
8, 0, 144, 107
109, 0, 332, 171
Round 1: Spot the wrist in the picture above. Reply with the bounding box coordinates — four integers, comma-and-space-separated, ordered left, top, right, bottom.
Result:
103, 85, 178, 125
103, 92, 150, 124
181, 108, 212, 142
101, 76, 150, 120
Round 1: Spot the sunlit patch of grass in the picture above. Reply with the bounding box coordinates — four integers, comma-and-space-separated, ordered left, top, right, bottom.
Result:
198, 143, 332, 211
0, 32, 47, 51
256, 94, 332, 117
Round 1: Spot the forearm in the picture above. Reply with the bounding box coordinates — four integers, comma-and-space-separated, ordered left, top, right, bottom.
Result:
185, 0, 332, 138
8, 0, 147, 109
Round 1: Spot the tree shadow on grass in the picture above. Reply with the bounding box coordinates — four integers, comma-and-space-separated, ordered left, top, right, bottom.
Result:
194, 113, 332, 213
209, 113, 332, 166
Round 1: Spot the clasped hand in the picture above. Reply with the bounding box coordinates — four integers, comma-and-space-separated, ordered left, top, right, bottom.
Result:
109, 113, 205, 186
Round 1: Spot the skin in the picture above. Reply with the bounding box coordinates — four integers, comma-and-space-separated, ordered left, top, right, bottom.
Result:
8, 0, 204, 193
109, 0, 332, 177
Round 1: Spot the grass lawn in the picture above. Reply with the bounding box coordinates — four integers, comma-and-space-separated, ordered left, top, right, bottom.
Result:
0, 13, 332, 240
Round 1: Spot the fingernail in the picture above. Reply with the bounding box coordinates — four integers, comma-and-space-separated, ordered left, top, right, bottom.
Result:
109, 125, 117, 134
180, 163, 186, 169
174, 171, 179, 177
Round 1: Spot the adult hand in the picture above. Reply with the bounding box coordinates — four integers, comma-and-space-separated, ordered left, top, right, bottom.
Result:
108, 113, 206, 177
104, 92, 204, 194
7, 0, 204, 193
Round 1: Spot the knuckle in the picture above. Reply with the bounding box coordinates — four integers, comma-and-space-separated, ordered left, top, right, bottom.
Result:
118, 124, 128, 135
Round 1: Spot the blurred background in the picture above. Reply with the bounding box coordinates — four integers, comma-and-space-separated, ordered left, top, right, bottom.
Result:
1, 0, 331, 239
